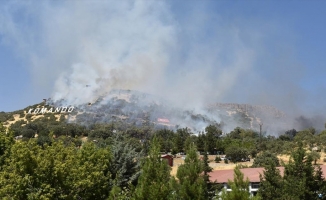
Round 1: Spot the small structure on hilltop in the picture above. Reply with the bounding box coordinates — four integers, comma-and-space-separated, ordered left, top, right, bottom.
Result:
157, 118, 170, 124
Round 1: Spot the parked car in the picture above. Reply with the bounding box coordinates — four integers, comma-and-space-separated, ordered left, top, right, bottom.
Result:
221, 156, 232, 161
241, 157, 250, 162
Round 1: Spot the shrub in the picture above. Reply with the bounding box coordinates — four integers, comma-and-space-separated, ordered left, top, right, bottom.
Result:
236, 163, 249, 169
215, 156, 222, 163
252, 151, 280, 168
26, 114, 32, 120
22, 129, 35, 138
250, 149, 258, 158
225, 146, 249, 163
37, 135, 52, 147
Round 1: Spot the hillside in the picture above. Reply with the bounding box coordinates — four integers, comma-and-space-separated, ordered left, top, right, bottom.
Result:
1, 89, 288, 135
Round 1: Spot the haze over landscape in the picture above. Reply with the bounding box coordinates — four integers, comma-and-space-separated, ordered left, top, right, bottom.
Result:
1, 0, 326, 131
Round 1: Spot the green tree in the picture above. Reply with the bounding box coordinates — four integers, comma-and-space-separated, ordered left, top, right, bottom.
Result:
228, 127, 243, 139
282, 144, 326, 200
71, 142, 111, 199
251, 151, 279, 168
0, 123, 15, 168
202, 144, 217, 199
173, 132, 184, 153
173, 128, 191, 154
258, 160, 283, 200
0, 140, 111, 199
225, 146, 249, 163
308, 151, 321, 165
110, 134, 142, 191
215, 155, 222, 163
203, 145, 213, 182
154, 129, 174, 153
220, 166, 258, 200
134, 137, 172, 200
196, 133, 205, 152
175, 143, 207, 200
205, 125, 222, 154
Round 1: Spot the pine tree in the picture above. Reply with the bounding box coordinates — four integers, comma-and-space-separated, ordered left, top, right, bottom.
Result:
203, 144, 215, 199
134, 137, 172, 200
282, 143, 326, 200
258, 160, 283, 200
196, 133, 205, 152
203, 144, 213, 182
220, 166, 251, 200
175, 143, 207, 200
205, 125, 221, 154
282, 144, 309, 199
110, 134, 142, 190
173, 133, 184, 153
312, 166, 326, 200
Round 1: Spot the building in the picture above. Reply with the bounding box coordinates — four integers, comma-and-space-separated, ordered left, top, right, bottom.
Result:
161, 154, 174, 167
157, 118, 170, 124
208, 166, 326, 196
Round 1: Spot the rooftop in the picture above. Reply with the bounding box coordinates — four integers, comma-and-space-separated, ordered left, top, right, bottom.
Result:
209, 165, 326, 183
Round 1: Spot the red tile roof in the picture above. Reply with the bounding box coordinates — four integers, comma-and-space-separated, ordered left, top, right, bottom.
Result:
209, 165, 326, 183
209, 167, 284, 183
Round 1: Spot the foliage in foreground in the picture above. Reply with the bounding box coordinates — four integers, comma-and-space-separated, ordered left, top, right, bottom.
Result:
174, 143, 208, 200
3, 120, 326, 199
220, 166, 260, 200
134, 137, 172, 200
0, 140, 111, 199
258, 144, 326, 200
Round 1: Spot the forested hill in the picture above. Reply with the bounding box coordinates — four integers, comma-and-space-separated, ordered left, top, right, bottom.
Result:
1, 91, 326, 199
0, 90, 287, 136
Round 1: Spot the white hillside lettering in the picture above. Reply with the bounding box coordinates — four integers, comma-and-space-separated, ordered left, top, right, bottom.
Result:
26, 106, 74, 114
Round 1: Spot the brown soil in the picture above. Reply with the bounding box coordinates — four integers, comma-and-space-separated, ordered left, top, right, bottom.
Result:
170, 155, 254, 176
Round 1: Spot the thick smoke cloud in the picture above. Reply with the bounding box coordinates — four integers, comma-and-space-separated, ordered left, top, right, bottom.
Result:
0, 1, 257, 108
1, 0, 325, 133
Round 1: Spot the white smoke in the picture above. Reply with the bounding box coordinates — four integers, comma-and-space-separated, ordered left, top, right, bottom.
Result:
48, 1, 176, 105
0, 0, 257, 109
1, 0, 325, 133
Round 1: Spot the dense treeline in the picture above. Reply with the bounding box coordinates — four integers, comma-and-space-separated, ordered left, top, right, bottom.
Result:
5, 114, 326, 161
258, 143, 326, 200
2, 113, 326, 199
0, 123, 141, 199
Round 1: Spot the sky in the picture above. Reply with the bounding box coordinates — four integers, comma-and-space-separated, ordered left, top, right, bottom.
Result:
0, 0, 326, 122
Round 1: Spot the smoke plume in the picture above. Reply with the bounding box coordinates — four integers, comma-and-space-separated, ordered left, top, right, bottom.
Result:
1, 0, 325, 133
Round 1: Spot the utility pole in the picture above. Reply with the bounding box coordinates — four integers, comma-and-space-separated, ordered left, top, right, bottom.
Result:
259, 123, 263, 147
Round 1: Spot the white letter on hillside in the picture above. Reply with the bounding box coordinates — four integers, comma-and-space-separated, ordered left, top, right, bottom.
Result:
61, 107, 67, 112
47, 108, 53, 113
40, 108, 47, 114
68, 107, 74, 112
33, 108, 40, 114
27, 109, 33, 114
54, 107, 61, 113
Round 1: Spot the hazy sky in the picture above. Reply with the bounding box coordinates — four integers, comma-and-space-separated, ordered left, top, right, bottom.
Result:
0, 0, 326, 117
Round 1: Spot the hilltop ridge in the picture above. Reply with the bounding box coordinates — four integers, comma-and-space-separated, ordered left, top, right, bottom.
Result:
1, 90, 288, 134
